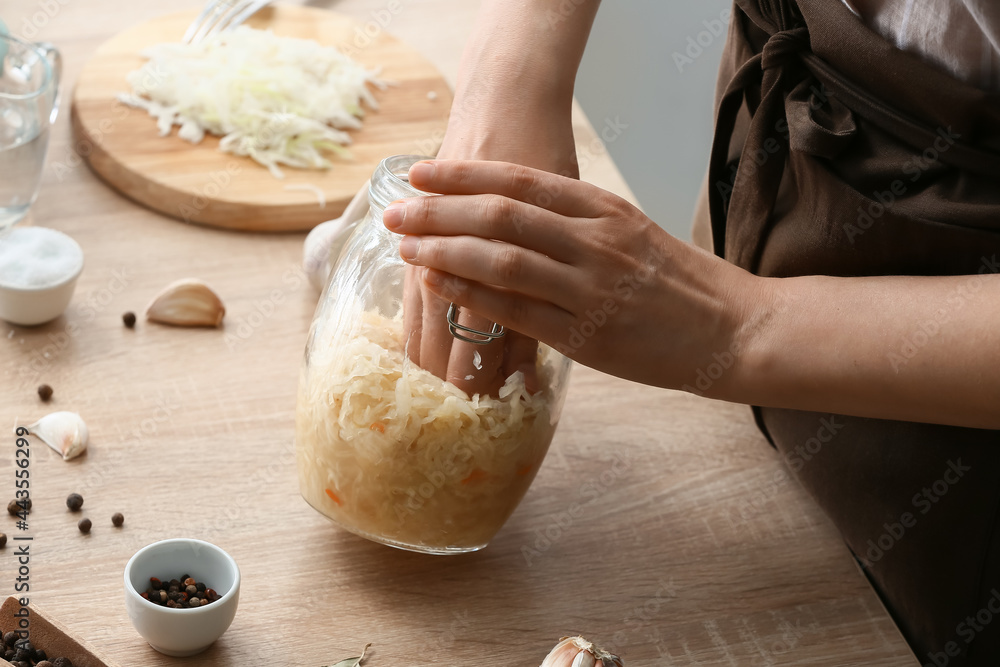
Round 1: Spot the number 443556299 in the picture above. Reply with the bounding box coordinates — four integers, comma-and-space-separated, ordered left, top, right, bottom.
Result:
14, 426, 31, 522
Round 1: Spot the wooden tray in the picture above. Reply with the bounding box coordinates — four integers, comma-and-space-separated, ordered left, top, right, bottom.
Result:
0, 596, 118, 667
70, 5, 453, 232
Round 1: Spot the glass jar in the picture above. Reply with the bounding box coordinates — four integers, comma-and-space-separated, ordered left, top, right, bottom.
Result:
295, 155, 572, 554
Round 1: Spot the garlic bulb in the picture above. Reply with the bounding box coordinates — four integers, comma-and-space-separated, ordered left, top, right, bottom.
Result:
303, 182, 370, 291
540, 637, 623, 667
146, 278, 225, 327
24, 411, 89, 461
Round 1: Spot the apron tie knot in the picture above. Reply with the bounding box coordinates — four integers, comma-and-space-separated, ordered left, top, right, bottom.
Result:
760, 26, 810, 71
707, 17, 812, 266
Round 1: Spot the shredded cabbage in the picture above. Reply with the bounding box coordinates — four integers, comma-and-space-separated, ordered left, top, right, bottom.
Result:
118, 26, 383, 178
296, 308, 559, 552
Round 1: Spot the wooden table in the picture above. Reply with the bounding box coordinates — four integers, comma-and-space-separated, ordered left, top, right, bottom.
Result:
1, 1, 918, 664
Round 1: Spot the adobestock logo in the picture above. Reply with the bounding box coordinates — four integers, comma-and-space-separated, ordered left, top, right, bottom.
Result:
887, 254, 999, 371
671, 8, 732, 73
680, 343, 740, 395
553, 250, 662, 357
923, 588, 1000, 667
844, 126, 960, 244
17, 0, 70, 40
339, 0, 408, 58
781, 417, 845, 472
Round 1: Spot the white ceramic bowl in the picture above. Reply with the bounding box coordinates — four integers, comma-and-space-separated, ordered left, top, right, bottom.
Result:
123, 538, 241, 657
0, 227, 84, 326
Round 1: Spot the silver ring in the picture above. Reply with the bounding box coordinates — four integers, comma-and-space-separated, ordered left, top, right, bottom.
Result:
446, 303, 505, 345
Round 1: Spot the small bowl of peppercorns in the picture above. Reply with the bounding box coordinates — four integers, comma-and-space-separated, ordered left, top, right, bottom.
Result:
123, 538, 240, 657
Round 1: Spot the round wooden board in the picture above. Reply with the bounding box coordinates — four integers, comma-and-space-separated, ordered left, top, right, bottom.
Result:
70, 5, 453, 232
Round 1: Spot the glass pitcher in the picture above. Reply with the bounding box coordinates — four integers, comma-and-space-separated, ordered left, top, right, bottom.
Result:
296, 155, 572, 554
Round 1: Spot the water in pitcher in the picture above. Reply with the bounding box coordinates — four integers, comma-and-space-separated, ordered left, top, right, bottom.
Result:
0, 104, 50, 231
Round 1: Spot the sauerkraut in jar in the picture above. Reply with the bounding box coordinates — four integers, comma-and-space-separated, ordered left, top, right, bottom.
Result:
296, 155, 572, 554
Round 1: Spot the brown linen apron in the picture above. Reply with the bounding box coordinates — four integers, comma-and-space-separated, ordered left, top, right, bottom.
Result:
706, 0, 1000, 663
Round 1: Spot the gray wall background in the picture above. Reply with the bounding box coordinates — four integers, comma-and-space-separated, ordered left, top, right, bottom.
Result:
575, 0, 731, 240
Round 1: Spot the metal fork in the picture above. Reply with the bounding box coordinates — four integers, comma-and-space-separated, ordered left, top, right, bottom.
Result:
182, 0, 272, 44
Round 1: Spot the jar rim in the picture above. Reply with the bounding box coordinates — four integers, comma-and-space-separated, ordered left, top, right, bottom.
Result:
368, 154, 435, 211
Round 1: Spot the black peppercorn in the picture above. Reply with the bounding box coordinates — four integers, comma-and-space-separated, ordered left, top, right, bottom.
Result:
77, 518, 92, 534
66, 493, 84, 512
144, 574, 219, 608
122, 311, 137, 328
37, 384, 53, 402
112, 512, 124, 527
7, 499, 29, 516
52, 657, 73, 667
3, 631, 17, 647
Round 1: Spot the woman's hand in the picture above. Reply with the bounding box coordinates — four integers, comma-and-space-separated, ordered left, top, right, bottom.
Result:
385, 160, 771, 392
405, 105, 580, 397
405, 127, 578, 397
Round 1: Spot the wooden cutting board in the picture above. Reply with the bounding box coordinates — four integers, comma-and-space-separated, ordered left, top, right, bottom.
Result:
0, 596, 119, 667
70, 5, 453, 232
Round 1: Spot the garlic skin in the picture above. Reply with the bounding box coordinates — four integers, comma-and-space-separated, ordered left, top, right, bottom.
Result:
146, 278, 225, 327
24, 411, 89, 461
303, 182, 370, 291
540, 637, 623, 667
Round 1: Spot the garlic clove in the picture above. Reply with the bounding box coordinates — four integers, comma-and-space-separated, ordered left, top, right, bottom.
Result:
541, 638, 582, 667
540, 637, 623, 667
303, 182, 370, 291
146, 278, 225, 327
303, 219, 343, 291
24, 411, 89, 461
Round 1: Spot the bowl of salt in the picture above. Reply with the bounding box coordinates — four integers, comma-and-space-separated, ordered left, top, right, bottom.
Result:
0, 226, 84, 326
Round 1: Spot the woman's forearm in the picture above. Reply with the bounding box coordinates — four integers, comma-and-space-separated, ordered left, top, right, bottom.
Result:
729, 270, 1000, 429
442, 0, 600, 171
454, 0, 599, 106
388, 160, 999, 430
